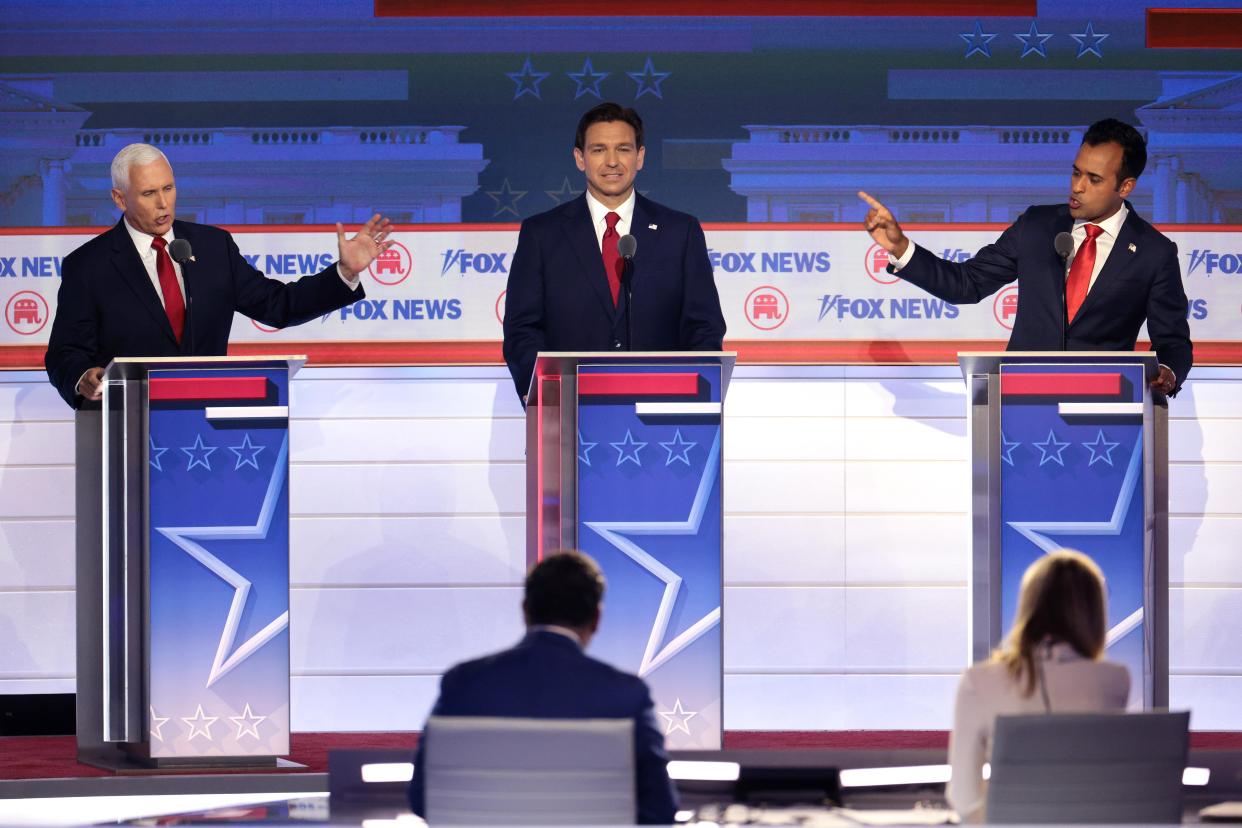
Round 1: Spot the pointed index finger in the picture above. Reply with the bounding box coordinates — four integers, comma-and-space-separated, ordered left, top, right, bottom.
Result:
857, 191, 885, 211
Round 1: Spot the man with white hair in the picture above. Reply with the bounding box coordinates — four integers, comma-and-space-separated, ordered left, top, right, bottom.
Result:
45, 143, 393, 408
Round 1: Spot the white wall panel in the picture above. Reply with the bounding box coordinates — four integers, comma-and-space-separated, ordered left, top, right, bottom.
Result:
723, 461, 844, 514
291, 516, 525, 586
291, 462, 524, 517
0, 375, 73, 421
0, 422, 74, 465
1169, 463, 1242, 516
0, 592, 74, 676
293, 418, 525, 463
837, 674, 958, 730
1170, 371, 1242, 419
725, 373, 846, 417
0, 519, 75, 588
291, 369, 520, 419
1169, 516, 1242, 585
1170, 677, 1242, 731
844, 418, 966, 462
724, 674, 957, 730
290, 586, 524, 673
723, 587, 846, 670
1169, 419, 1242, 463
0, 467, 74, 519
844, 461, 967, 514
724, 417, 843, 461
292, 675, 436, 732
1169, 588, 1242, 670
844, 376, 966, 419
844, 515, 968, 584
0, 678, 75, 694
723, 516, 844, 584
844, 587, 968, 670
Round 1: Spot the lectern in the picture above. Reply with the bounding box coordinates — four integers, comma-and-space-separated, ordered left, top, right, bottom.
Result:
526, 352, 735, 749
76, 356, 303, 769
959, 352, 1168, 709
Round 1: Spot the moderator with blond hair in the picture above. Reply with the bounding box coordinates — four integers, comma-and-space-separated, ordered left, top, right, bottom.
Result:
946, 549, 1130, 823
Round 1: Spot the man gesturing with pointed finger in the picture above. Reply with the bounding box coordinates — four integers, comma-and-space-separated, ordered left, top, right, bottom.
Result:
858, 119, 1191, 396
46, 142, 395, 408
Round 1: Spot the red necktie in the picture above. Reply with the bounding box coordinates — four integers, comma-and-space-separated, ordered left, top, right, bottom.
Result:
601, 211, 622, 307
151, 236, 185, 343
1065, 224, 1103, 324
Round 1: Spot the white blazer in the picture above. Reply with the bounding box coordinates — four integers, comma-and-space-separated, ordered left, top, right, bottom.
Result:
946, 643, 1130, 822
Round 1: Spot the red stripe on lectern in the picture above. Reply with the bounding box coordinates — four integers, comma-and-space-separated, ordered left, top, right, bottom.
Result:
1001, 373, 1121, 396
376, 0, 1034, 15
148, 376, 268, 401
578, 373, 699, 396
1147, 8, 1242, 48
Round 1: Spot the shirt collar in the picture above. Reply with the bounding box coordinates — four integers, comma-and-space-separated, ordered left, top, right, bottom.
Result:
585, 189, 636, 229
123, 216, 175, 254
1075, 202, 1128, 239
528, 624, 584, 648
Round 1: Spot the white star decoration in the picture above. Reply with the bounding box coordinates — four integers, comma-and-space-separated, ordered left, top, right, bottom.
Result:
156, 436, 292, 688
181, 434, 217, 471
182, 704, 218, 741
228, 433, 265, 471
229, 703, 267, 741
611, 429, 648, 467
659, 429, 697, 466
149, 706, 170, 742
659, 698, 698, 736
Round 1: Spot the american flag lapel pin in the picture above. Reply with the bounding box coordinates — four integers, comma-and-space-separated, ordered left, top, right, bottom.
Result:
1128, 243, 1137, 252
649, 224, 658, 230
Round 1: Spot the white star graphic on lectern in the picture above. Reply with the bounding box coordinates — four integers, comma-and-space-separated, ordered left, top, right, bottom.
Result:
228, 433, 265, 471
149, 706, 170, 742
610, 429, 648, 467
156, 436, 291, 688
229, 703, 267, 740
1033, 429, 1071, 466
149, 437, 169, 472
182, 705, 218, 741
585, 431, 722, 678
659, 429, 697, 466
659, 698, 698, 736
181, 434, 217, 471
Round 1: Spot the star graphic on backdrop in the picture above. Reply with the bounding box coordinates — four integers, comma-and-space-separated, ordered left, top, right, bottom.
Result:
567, 57, 609, 99
182, 704, 218, 741
1001, 432, 1021, 467
1007, 434, 1142, 644
959, 20, 997, 58
228, 433, 265, 471
585, 432, 722, 677
578, 429, 598, 466
149, 436, 169, 472
229, 703, 267, 740
659, 429, 697, 466
1071, 21, 1109, 58
611, 429, 648, 467
1032, 429, 1071, 466
486, 178, 527, 218
1015, 21, 1054, 58
506, 57, 550, 100
659, 698, 699, 736
1082, 429, 1121, 466
627, 57, 671, 99
156, 437, 292, 688
546, 177, 583, 205
180, 434, 217, 471
150, 706, 170, 742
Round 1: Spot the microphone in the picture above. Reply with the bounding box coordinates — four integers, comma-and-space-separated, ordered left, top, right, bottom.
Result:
1054, 232, 1074, 352
618, 235, 637, 351
168, 239, 195, 356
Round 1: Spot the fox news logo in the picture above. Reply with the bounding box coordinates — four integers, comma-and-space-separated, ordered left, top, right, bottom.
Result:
1185, 250, 1242, 276
708, 250, 831, 274
817, 294, 959, 321
441, 250, 509, 276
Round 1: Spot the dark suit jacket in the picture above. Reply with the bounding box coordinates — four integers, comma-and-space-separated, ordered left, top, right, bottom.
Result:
45, 219, 362, 407
502, 193, 726, 398
408, 630, 679, 824
893, 203, 1193, 391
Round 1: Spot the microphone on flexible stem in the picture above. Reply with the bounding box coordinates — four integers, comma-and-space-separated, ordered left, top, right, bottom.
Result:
618, 234, 637, 351
1054, 231, 1074, 352
169, 239, 196, 356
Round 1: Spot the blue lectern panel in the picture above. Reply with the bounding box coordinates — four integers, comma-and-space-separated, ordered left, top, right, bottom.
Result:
147, 368, 291, 758
576, 363, 723, 749
999, 363, 1146, 708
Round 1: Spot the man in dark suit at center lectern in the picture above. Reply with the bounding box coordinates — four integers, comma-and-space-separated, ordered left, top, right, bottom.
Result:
502, 102, 726, 401
859, 118, 1192, 395
408, 550, 679, 825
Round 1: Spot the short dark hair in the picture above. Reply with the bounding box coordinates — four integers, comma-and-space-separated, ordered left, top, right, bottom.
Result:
524, 550, 605, 628
1082, 118, 1147, 183
574, 102, 644, 151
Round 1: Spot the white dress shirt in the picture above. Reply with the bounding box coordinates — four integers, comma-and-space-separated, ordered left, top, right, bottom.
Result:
123, 218, 186, 307
585, 190, 636, 253
946, 643, 1130, 823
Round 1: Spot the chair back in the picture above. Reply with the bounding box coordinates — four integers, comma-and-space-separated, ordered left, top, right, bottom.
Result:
423, 715, 635, 825
986, 711, 1189, 824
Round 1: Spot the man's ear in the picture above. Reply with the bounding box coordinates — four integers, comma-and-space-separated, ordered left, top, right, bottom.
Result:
574, 147, 586, 173
110, 188, 126, 214
1118, 177, 1136, 199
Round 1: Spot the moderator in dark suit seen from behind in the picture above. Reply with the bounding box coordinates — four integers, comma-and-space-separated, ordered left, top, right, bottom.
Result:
45, 142, 394, 408
859, 118, 1192, 395
408, 551, 679, 825
502, 102, 725, 400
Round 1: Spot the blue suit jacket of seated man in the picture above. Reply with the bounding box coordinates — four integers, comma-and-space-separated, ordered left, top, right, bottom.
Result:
408, 629, 679, 824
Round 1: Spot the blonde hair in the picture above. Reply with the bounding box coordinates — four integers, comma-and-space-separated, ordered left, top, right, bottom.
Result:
992, 549, 1108, 696
110, 143, 169, 191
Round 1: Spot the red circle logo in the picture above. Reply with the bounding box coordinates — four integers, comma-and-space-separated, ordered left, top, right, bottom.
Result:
251, 318, 279, 333
864, 243, 899, 285
744, 286, 789, 331
5, 291, 49, 335
993, 286, 1019, 330
368, 240, 412, 286
495, 290, 506, 325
